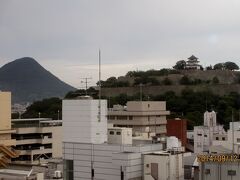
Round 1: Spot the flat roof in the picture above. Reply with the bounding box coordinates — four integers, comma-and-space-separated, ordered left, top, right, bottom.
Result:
0, 169, 30, 176
12, 118, 52, 122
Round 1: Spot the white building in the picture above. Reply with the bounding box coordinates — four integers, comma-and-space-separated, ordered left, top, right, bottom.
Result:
143, 151, 184, 180
199, 161, 240, 180
210, 121, 240, 154
108, 127, 132, 145
63, 96, 107, 144
194, 111, 226, 153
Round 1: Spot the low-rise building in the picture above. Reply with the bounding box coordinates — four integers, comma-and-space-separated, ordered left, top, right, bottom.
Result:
143, 151, 184, 180
108, 101, 170, 137
11, 118, 62, 164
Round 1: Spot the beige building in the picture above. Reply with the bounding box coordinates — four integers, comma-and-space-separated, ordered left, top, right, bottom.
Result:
0, 92, 16, 146
0, 92, 18, 168
108, 101, 170, 136
11, 118, 62, 164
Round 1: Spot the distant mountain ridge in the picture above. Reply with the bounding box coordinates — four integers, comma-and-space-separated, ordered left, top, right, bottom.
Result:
0, 57, 76, 103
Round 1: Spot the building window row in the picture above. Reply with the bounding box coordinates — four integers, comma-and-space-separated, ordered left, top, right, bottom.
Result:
205, 169, 237, 176
109, 131, 121, 135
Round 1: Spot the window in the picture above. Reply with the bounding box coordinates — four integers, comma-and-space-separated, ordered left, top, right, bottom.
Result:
197, 134, 202, 136
205, 169, 210, 175
222, 137, 226, 141
148, 104, 150, 108
204, 135, 207, 137
117, 116, 127, 120
109, 131, 114, 135
129, 116, 133, 120
116, 132, 121, 135
228, 170, 236, 176
109, 116, 115, 120
237, 138, 240, 143
64, 160, 73, 180
146, 164, 149, 168
216, 137, 219, 140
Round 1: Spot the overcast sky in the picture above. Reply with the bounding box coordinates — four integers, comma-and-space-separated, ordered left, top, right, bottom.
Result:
1, 0, 240, 87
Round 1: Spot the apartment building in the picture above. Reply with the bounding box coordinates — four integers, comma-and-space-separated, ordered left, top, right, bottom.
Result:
0, 91, 19, 168
108, 101, 170, 136
11, 118, 62, 164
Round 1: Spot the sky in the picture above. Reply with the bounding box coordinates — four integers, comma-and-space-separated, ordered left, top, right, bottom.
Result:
1, 0, 240, 88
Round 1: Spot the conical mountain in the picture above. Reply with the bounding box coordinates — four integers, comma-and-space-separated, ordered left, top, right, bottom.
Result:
0, 57, 76, 103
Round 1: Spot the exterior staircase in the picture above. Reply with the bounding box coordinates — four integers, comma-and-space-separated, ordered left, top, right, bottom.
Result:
0, 144, 19, 168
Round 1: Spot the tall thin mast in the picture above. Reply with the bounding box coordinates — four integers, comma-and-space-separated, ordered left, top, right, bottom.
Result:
98, 49, 101, 122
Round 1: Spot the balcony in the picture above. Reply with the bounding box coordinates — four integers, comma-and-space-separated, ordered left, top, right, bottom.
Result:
16, 137, 52, 145
19, 148, 52, 155
0, 139, 16, 146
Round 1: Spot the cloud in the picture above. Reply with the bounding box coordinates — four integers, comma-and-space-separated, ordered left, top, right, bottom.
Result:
0, 0, 240, 86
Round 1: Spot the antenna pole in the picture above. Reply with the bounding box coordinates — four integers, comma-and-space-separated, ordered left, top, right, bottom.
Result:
232, 109, 234, 153
98, 49, 101, 122
80, 77, 92, 95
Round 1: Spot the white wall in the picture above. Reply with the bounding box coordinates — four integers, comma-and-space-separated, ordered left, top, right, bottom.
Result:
63, 99, 107, 144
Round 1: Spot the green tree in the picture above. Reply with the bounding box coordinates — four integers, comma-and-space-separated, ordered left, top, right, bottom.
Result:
213, 63, 224, 70
162, 77, 172, 85
180, 75, 191, 85
173, 60, 186, 70
212, 76, 219, 84
224, 62, 239, 71
22, 97, 62, 119
206, 65, 213, 70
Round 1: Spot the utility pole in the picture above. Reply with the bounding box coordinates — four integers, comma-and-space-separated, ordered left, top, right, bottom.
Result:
80, 77, 92, 95
98, 49, 101, 122
232, 109, 235, 153
139, 83, 143, 101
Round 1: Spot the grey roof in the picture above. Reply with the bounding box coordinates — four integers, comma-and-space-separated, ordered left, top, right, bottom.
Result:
184, 154, 198, 166
188, 55, 198, 60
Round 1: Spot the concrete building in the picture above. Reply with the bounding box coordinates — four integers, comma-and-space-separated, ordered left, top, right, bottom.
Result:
11, 118, 62, 164
108, 127, 132, 145
199, 161, 240, 180
0, 169, 44, 180
167, 118, 187, 147
193, 111, 226, 153
63, 96, 107, 144
0, 91, 19, 168
0, 92, 16, 146
209, 121, 240, 154
108, 101, 170, 137
143, 151, 184, 180
63, 97, 165, 180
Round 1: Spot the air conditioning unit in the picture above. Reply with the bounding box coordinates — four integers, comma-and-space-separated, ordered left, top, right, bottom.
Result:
53, 170, 63, 179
